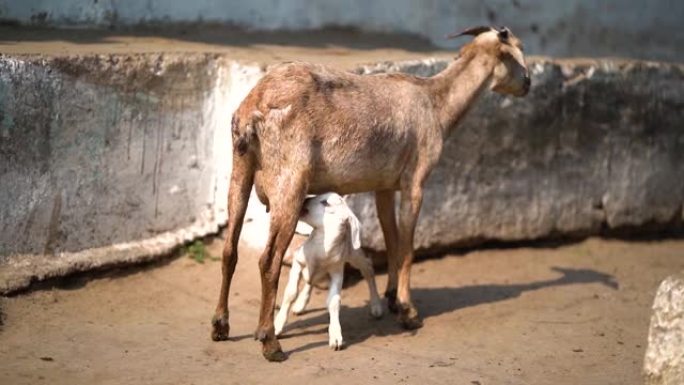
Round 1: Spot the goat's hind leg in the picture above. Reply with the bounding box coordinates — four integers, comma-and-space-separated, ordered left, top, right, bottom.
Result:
211, 154, 254, 341
348, 250, 383, 318
254, 179, 307, 362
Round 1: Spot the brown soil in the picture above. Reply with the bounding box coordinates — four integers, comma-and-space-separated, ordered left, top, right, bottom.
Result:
2, 236, 683, 385
2, 25, 682, 385
0, 25, 455, 69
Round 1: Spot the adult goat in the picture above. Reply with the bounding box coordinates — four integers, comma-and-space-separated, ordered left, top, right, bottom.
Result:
212, 26, 531, 361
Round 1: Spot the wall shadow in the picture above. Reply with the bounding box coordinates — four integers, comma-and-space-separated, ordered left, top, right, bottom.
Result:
278, 266, 618, 355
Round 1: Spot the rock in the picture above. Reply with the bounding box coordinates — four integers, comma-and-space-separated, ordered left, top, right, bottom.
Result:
644, 272, 684, 385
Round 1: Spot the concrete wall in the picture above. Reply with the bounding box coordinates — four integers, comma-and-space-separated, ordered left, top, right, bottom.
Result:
1, 0, 683, 62
348, 59, 684, 251
0, 53, 263, 292
1, 53, 683, 294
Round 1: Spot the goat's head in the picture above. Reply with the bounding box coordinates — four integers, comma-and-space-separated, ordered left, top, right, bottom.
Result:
449, 26, 530, 97
300, 193, 362, 249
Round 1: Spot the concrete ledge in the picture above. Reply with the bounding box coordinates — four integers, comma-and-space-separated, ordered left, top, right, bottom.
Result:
2, 53, 684, 294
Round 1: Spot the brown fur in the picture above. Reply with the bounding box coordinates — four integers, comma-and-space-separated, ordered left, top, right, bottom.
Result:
211, 26, 530, 362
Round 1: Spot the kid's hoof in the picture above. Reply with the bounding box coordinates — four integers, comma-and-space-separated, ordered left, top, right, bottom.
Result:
211, 314, 230, 341
329, 337, 346, 351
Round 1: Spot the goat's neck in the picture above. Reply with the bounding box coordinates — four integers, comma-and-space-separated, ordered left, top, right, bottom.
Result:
428, 53, 496, 136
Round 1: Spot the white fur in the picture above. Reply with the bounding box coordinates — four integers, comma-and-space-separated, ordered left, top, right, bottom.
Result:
274, 193, 383, 350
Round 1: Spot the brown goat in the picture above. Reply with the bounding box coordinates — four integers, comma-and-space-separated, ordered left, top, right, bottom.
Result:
211, 26, 530, 361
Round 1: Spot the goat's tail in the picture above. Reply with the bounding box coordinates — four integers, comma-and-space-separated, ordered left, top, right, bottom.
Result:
231, 110, 263, 157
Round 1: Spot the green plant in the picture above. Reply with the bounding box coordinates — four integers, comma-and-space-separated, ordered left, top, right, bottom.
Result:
185, 240, 219, 264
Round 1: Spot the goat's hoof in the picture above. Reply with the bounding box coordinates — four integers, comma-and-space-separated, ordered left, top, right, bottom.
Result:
329, 337, 346, 351
291, 299, 308, 315
398, 305, 423, 330
400, 315, 423, 330
211, 314, 230, 341
385, 289, 399, 314
262, 341, 287, 362
254, 329, 268, 341
291, 303, 306, 315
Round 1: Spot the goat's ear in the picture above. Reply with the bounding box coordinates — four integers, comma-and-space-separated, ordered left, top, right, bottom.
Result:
347, 210, 362, 249
445, 25, 493, 39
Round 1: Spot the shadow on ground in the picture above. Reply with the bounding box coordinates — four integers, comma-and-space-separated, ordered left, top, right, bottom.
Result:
276, 266, 618, 356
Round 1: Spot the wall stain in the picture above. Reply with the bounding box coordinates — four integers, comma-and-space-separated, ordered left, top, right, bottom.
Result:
43, 190, 63, 255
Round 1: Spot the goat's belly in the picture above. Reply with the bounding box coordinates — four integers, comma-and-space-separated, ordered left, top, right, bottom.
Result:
308, 164, 401, 195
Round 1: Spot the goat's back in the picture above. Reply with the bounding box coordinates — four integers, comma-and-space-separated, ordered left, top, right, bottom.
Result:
235, 62, 441, 195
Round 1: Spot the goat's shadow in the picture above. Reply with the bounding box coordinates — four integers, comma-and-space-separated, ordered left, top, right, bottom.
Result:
277, 266, 618, 355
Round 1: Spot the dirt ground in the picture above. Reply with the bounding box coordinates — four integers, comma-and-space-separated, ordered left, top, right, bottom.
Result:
2, 236, 683, 385
2, 26, 683, 385
0, 25, 455, 69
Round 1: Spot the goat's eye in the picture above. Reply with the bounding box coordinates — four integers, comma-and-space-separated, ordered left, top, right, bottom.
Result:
321, 200, 330, 207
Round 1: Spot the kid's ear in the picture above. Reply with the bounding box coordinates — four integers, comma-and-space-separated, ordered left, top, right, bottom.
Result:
347, 209, 362, 249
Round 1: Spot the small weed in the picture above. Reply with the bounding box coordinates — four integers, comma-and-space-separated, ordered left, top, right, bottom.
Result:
184, 240, 219, 264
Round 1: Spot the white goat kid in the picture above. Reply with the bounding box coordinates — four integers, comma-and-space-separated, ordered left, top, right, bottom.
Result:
274, 193, 383, 350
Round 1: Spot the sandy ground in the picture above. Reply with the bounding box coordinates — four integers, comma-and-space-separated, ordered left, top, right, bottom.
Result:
2, 236, 683, 385
2, 25, 683, 385
0, 25, 455, 69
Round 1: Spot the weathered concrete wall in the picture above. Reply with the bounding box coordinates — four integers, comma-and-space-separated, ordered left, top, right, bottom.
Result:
0, 53, 263, 292
1, 0, 683, 62
644, 272, 684, 385
1, 54, 683, 294
348, 58, 684, 252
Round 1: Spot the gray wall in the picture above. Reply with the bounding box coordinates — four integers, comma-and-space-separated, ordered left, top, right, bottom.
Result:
2, 0, 684, 62
0, 54, 263, 292
349, 59, 684, 251
3, 53, 683, 294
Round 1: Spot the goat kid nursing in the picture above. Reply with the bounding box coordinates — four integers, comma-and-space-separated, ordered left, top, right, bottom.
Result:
275, 193, 382, 350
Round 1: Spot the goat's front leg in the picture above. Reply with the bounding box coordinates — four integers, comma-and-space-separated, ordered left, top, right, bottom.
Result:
375, 190, 400, 313
327, 267, 345, 350
395, 183, 424, 330
274, 259, 302, 336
